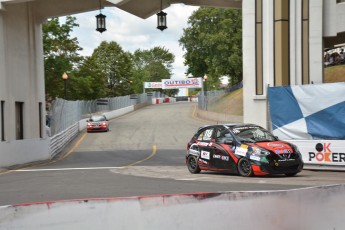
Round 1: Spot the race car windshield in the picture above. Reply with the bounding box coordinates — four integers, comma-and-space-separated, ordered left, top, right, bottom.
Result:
90, 116, 106, 122
232, 126, 277, 142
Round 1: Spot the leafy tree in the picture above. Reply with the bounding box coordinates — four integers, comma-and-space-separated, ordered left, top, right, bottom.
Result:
131, 47, 175, 94
69, 56, 108, 100
179, 7, 242, 87
43, 16, 83, 101
91, 41, 134, 97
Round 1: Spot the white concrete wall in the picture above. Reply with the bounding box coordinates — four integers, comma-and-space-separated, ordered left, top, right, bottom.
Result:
243, 0, 268, 127
0, 185, 344, 229
0, 2, 50, 168
323, 0, 337, 37
0, 138, 50, 168
309, 0, 323, 84
336, 2, 345, 33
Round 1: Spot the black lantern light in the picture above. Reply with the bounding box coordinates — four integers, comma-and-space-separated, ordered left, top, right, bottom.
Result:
96, 0, 106, 33
156, 0, 167, 31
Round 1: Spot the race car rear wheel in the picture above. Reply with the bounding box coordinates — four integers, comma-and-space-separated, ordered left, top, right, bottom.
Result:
237, 157, 253, 177
187, 155, 201, 174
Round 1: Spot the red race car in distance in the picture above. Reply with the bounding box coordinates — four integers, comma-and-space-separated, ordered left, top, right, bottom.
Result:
86, 115, 109, 132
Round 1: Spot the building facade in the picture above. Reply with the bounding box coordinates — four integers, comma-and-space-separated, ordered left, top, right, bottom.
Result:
243, 0, 345, 128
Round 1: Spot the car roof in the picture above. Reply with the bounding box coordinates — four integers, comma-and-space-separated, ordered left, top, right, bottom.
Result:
91, 115, 105, 117
90, 115, 106, 119
198, 123, 259, 130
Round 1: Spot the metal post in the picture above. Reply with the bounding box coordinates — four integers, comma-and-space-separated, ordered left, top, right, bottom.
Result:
64, 79, 67, 99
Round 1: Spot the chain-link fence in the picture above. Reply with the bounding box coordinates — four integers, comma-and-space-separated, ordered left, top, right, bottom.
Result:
47, 92, 163, 137
198, 81, 243, 111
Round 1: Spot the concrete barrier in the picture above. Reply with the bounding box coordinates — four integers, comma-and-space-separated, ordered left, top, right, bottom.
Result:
152, 98, 164, 104
0, 138, 50, 168
0, 185, 344, 230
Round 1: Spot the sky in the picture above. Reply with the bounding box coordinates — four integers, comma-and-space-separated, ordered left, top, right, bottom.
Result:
68, 4, 199, 79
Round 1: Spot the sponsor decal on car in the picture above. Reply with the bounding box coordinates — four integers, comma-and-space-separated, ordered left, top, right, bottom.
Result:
235, 144, 248, 157
198, 142, 211, 147
198, 159, 208, 165
267, 143, 284, 147
201, 150, 210, 160
275, 149, 292, 154
250, 155, 261, 161
213, 155, 230, 161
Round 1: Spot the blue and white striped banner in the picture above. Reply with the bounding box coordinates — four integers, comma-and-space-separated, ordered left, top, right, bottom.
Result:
268, 82, 345, 140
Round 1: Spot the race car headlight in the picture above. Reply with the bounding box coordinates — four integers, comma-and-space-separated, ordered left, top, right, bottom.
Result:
291, 144, 300, 153
252, 148, 270, 156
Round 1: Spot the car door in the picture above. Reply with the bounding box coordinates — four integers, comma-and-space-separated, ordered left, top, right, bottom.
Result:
195, 127, 216, 169
209, 127, 238, 172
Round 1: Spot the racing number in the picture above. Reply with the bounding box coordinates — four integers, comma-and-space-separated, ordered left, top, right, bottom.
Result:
203, 129, 213, 141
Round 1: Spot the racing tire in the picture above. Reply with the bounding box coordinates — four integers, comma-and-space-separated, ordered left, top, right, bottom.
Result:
187, 155, 201, 174
237, 157, 253, 177
285, 172, 298, 177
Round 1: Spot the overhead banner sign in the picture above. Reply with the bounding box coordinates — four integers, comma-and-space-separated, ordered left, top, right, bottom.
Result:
162, 78, 202, 89
144, 82, 162, 89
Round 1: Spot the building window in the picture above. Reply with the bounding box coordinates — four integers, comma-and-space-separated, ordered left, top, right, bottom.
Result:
15, 102, 24, 140
274, 0, 290, 86
1, 101, 4, 141
256, 0, 264, 95
39, 102, 43, 138
302, 0, 309, 84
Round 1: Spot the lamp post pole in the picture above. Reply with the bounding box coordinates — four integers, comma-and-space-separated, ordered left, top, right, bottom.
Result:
62, 72, 68, 100
203, 74, 208, 110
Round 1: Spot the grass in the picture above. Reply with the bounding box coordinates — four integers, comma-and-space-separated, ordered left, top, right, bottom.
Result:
207, 88, 243, 116
324, 65, 345, 83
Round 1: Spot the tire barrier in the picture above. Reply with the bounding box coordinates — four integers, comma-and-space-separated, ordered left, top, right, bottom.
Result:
0, 185, 344, 230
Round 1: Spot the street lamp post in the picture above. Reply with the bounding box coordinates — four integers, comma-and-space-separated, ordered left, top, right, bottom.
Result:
62, 72, 68, 99
203, 74, 208, 110
203, 74, 208, 96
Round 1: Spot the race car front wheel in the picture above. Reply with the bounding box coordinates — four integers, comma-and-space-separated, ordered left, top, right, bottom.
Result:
237, 157, 253, 177
187, 155, 201, 174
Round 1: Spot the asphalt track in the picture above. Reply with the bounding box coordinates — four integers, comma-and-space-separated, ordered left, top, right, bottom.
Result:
0, 102, 344, 206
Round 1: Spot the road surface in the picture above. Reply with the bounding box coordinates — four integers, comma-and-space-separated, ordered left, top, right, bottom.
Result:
0, 102, 344, 206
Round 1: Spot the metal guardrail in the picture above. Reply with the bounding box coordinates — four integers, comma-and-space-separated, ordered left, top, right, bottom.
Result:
47, 92, 163, 137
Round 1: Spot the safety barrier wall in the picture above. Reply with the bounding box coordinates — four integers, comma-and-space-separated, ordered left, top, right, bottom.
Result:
0, 185, 344, 230
0, 138, 50, 168
289, 140, 345, 168
50, 123, 79, 158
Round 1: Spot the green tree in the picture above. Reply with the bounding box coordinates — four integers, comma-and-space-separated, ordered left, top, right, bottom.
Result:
91, 41, 134, 97
131, 47, 175, 94
43, 16, 83, 101
179, 7, 242, 87
69, 56, 108, 100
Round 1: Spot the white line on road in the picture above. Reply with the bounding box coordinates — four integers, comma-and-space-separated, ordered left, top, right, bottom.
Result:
16, 167, 125, 172
177, 177, 212, 181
